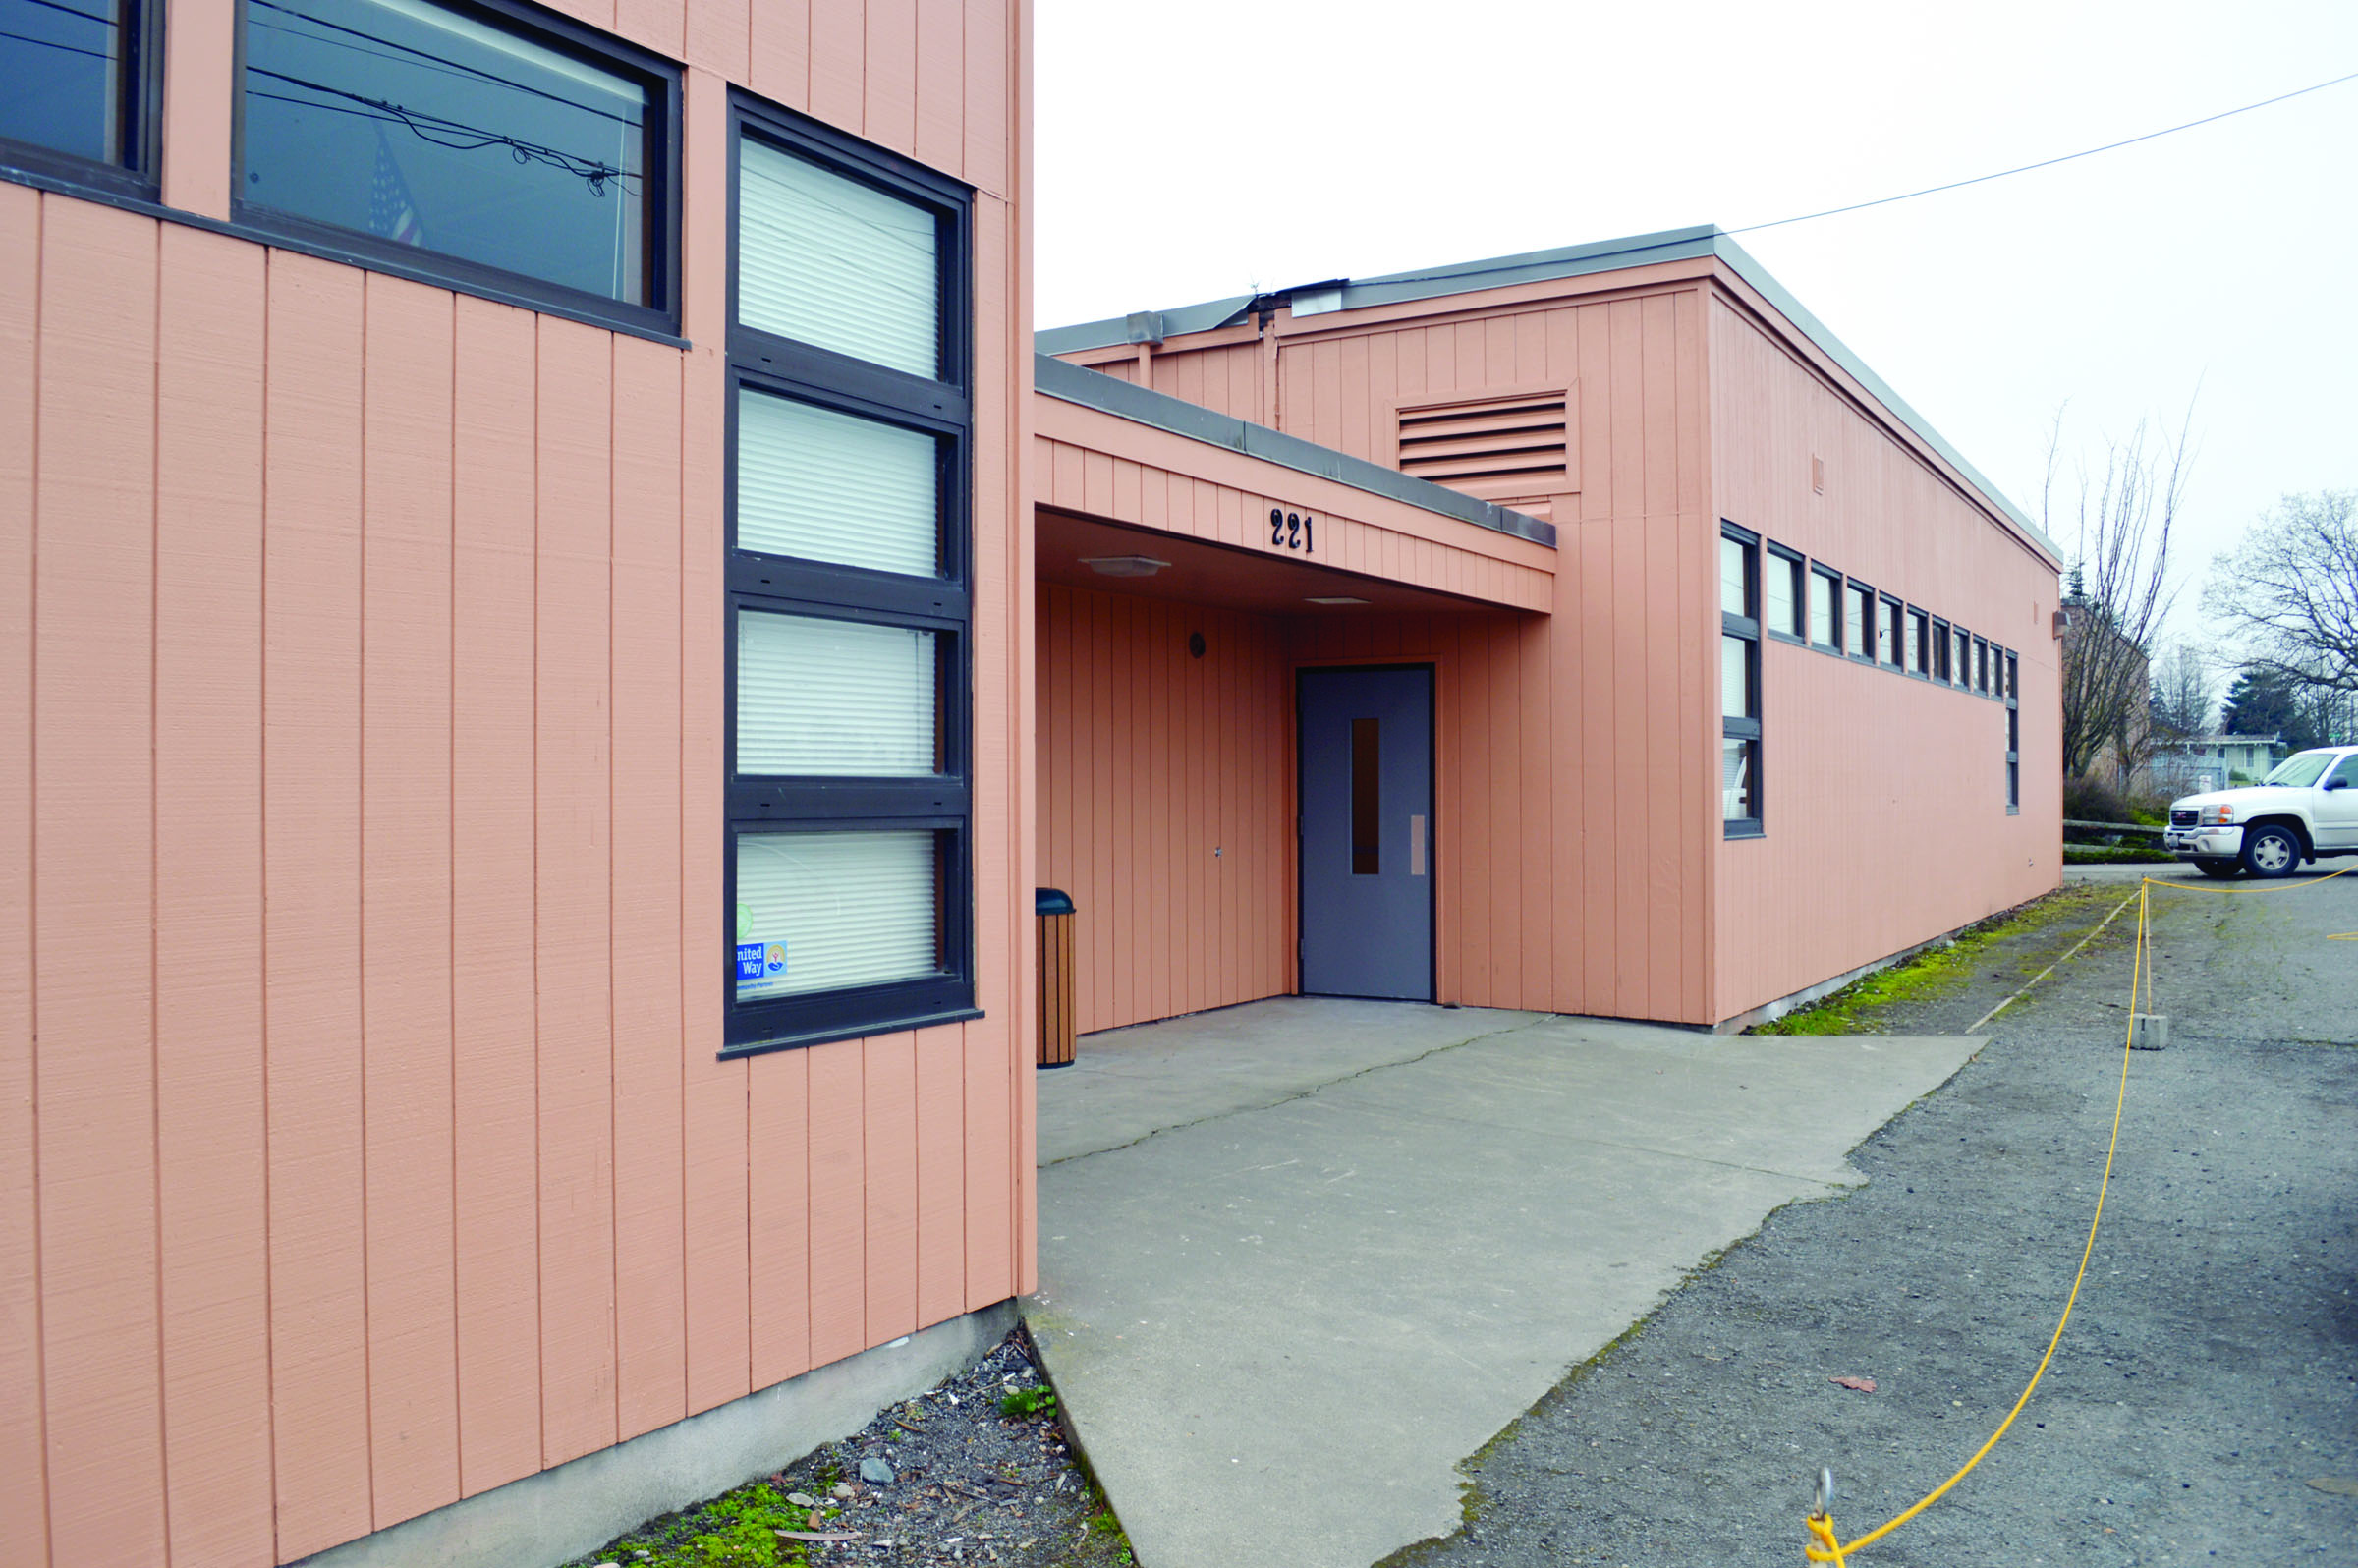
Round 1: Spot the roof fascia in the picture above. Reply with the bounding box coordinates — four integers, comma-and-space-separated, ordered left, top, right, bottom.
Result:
1033, 352, 1555, 549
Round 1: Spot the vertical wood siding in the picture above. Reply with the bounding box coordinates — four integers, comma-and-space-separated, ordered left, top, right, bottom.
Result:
1705, 298, 2060, 1019
1033, 586, 1292, 1034
0, 0, 1029, 1561
1067, 287, 1712, 1023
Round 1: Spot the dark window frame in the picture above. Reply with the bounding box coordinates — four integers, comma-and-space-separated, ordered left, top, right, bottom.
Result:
1930, 616, 1951, 682
1808, 562, 1842, 656
1721, 522, 1763, 839
0, 0, 162, 201
2004, 650, 2020, 812
229, 0, 684, 337
722, 90, 978, 1057
1764, 541, 1807, 645
1974, 635, 1991, 696
1877, 591, 1903, 668
1843, 577, 1876, 663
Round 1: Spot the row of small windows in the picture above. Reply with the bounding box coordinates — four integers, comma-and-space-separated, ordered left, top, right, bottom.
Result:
3, 0, 981, 1054
2, 0, 675, 330
1720, 524, 2021, 835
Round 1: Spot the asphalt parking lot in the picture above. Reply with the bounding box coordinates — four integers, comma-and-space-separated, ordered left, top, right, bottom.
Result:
1385, 869, 2358, 1568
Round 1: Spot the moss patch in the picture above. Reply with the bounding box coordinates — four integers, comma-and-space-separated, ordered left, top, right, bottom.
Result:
1749, 884, 2120, 1036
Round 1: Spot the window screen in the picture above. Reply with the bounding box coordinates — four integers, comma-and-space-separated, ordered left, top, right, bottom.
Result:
240, 0, 663, 308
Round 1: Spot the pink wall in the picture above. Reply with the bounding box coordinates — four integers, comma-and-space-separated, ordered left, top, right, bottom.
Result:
1032, 585, 1558, 1034
0, 0, 1033, 1563
1705, 291, 2061, 1019
1060, 254, 2059, 1029
1061, 279, 1718, 1023
1035, 586, 1293, 1034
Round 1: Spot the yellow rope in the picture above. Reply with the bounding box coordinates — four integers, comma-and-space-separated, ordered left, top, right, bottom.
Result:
1804, 858, 2355, 1560
1802, 882, 2145, 1562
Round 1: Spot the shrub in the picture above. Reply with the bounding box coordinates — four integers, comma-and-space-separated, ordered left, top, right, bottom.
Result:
2062, 773, 2132, 824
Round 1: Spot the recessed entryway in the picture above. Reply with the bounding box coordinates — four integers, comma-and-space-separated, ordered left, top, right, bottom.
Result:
1298, 665, 1433, 1001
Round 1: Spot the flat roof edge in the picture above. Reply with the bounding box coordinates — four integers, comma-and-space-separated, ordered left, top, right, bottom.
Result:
1037, 224, 2061, 566
1704, 235, 2060, 562
1034, 354, 1556, 550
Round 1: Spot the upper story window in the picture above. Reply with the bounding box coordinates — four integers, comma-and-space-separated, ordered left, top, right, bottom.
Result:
1845, 581, 1873, 659
724, 93, 974, 1055
0, 0, 155, 196
238, 0, 676, 326
1877, 592, 1902, 667
1809, 564, 1839, 649
1720, 524, 1762, 838
1905, 607, 1929, 674
1765, 545, 1804, 640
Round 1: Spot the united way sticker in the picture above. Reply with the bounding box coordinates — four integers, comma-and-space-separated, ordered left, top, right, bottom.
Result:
738, 940, 787, 981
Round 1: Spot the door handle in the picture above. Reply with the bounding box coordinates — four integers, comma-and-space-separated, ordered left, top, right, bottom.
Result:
1409, 814, 1426, 877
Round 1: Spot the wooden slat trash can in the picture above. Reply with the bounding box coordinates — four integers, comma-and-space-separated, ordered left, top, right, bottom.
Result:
1037, 888, 1077, 1068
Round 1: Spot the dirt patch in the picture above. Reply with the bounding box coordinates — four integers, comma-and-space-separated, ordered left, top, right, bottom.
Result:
561, 1330, 1133, 1568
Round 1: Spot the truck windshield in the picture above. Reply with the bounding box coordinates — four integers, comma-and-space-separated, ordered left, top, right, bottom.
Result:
2262, 751, 2337, 788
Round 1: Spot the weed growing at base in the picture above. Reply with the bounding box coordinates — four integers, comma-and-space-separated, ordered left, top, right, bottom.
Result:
1750, 884, 2115, 1035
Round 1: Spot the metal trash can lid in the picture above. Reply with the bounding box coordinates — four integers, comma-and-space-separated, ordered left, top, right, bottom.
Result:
1035, 888, 1075, 916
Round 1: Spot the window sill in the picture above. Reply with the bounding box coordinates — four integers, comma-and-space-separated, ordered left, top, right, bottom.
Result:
1723, 820, 1765, 840
721, 1004, 984, 1059
1767, 630, 1810, 648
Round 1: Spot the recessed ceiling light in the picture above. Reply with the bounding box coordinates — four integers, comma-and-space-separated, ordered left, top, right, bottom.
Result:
1304, 595, 1369, 605
1081, 555, 1171, 578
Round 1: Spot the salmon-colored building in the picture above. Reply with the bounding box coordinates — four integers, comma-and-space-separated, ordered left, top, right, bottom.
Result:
1, 0, 2056, 1560
1036, 228, 2063, 1032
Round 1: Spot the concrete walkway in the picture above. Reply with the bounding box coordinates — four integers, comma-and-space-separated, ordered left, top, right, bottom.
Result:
1026, 998, 1983, 1568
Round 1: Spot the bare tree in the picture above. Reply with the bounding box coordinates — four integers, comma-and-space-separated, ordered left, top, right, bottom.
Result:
2049, 410, 2192, 781
2204, 490, 2358, 697
2148, 640, 2215, 741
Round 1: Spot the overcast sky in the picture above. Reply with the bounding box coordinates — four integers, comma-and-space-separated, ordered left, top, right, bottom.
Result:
1036, 0, 2358, 653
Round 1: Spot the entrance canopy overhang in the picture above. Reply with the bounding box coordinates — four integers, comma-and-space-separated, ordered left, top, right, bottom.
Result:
1034, 354, 1554, 615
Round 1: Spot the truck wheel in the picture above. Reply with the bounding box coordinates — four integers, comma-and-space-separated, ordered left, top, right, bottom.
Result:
2193, 858, 2240, 879
2239, 824, 2301, 879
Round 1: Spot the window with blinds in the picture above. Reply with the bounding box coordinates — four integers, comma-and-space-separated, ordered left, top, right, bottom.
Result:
736, 389, 941, 575
1395, 391, 1570, 508
738, 137, 940, 378
724, 94, 974, 1055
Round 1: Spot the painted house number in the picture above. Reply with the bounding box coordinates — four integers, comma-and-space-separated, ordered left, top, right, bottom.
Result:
1269, 507, 1316, 554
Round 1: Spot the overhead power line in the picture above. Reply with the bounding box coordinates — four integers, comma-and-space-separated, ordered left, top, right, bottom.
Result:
1728, 68, 2358, 236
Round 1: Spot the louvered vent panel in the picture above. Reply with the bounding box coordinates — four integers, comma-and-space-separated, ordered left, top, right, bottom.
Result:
1396, 393, 1570, 506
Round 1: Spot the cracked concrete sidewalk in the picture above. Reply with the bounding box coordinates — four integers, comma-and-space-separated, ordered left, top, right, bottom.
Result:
1024, 998, 1982, 1568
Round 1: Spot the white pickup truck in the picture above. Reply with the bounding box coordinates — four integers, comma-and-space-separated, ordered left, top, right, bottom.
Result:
2164, 745, 2358, 877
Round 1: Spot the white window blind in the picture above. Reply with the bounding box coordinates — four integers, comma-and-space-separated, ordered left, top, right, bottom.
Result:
1720, 635, 1751, 718
1718, 536, 1747, 616
738, 610, 937, 775
738, 137, 939, 377
735, 830, 939, 999
736, 389, 939, 575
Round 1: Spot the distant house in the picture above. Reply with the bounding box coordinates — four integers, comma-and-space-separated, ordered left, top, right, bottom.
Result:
2151, 734, 2285, 794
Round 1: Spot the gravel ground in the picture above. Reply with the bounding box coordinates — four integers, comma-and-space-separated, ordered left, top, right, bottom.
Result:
561, 1330, 1133, 1568
1382, 876, 2358, 1568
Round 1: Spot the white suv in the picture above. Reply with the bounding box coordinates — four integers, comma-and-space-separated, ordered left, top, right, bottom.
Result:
2164, 746, 2358, 878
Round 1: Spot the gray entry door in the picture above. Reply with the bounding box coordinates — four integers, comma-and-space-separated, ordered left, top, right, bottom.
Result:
1299, 666, 1433, 1000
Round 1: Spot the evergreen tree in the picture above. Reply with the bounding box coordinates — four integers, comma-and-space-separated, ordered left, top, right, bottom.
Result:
2220, 665, 2315, 749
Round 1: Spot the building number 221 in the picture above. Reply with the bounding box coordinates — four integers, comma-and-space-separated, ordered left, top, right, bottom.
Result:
1270, 508, 1315, 554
